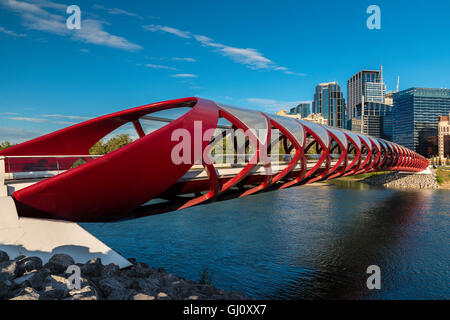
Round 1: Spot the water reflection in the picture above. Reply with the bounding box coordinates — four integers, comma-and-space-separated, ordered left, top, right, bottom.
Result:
268, 191, 427, 299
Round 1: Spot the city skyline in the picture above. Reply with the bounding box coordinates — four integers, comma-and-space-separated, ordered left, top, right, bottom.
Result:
1, 0, 450, 143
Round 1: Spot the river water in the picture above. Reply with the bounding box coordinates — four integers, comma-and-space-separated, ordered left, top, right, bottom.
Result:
82, 182, 449, 299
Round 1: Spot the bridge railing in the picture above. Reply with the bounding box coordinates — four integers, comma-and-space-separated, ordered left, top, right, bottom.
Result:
2, 155, 101, 181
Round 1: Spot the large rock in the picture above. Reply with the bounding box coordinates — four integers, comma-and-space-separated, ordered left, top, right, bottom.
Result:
0, 260, 18, 282
0, 279, 14, 299
156, 292, 171, 300
68, 285, 99, 300
45, 254, 75, 274
133, 293, 155, 300
27, 268, 51, 291
81, 258, 103, 277
167, 279, 198, 298
0, 250, 9, 263
10, 287, 40, 300
102, 263, 120, 278
13, 271, 38, 286
122, 262, 153, 278
133, 278, 160, 296
39, 275, 69, 300
16, 256, 43, 276
96, 277, 126, 299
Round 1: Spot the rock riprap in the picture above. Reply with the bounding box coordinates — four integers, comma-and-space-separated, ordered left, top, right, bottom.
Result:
362, 172, 439, 189
0, 251, 249, 300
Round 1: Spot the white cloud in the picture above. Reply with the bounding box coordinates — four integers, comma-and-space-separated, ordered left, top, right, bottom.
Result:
220, 47, 273, 69
144, 23, 304, 75
171, 73, 198, 78
28, 0, 65, 10
1, 0, 49, 15
142, 63, 178, 70
7, 116, 47, 122
52, 120, 77, 125
74, 19, 142, 51
0, 127, 41, 143
143, 24, 191, 39
172, 57, 196, 62
41, 114, 91, 120
93, 4, 143, 19
0, 0, 142, 51
0, 25, 26, 36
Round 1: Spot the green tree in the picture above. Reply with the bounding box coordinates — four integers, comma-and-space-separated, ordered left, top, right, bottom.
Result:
89, 134, 133, 155
0, 141, 12, 151
105, 134, 133, 154
89, 140, 107, 155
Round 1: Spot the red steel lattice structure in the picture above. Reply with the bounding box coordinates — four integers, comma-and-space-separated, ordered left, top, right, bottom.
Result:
0, 98, 428, 222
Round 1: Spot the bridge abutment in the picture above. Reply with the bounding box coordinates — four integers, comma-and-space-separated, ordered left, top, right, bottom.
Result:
0, 195, 131, 268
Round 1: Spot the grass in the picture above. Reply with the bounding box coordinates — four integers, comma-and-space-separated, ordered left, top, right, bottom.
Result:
334, 171, 390, 181
435, 167, 450, 185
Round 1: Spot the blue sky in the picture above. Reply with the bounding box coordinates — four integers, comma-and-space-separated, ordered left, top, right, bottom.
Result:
0, 0, 449, 142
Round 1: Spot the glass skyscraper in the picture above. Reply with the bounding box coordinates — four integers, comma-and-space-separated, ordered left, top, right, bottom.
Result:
347, 68, 386, 122
393, 87, 450, 156
351, 102, 393, 140
289, 102, 312, 118
347, 67, 392, 139
312, 82, 344, 128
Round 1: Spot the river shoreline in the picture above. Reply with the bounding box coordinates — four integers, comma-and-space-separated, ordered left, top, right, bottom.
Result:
0, 251, 250, 300
327, 170, 446, 190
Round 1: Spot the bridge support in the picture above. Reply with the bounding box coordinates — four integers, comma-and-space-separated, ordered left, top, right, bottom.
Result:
0, 196, 131, 268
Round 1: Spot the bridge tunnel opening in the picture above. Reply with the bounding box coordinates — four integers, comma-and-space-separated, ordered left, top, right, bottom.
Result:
2, 101, 197, 190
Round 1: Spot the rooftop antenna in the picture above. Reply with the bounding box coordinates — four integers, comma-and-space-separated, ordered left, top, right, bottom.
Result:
396, 76, 400, 92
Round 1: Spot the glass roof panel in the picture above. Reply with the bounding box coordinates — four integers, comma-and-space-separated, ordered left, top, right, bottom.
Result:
218, 104, 269, 145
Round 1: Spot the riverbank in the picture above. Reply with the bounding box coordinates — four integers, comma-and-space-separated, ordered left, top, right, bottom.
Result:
0, 251, 249, 300
360, 171, 439, 189
326, 170, 446, 189
436, 167, 450, 189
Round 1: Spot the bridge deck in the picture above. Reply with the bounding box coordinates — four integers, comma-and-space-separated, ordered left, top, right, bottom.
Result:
1, 155, 349, 196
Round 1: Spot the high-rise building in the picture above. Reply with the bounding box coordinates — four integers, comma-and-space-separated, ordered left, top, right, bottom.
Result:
427, 136, 438, 157
312, 82, 344, 128
289, 102, 312, 118
276, 109, 327, 125
438, 114, 450, 159
347, 67, 392, 139
347, 67, 386, 121
393, 88, 450, 156
384, 92, 394, 106
350, 103, 393, 140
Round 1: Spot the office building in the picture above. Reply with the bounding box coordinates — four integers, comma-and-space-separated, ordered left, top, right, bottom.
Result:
276, 110, 328, 125
438, 114, 450, 159
427, 136, 438, 157
347, 67, 392, 139
289, 102, 312, 118
393, 88, 450, 156
312, 82, 344, 128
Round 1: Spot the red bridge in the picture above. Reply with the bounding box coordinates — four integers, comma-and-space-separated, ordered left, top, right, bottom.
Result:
0, 97, 428, 223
